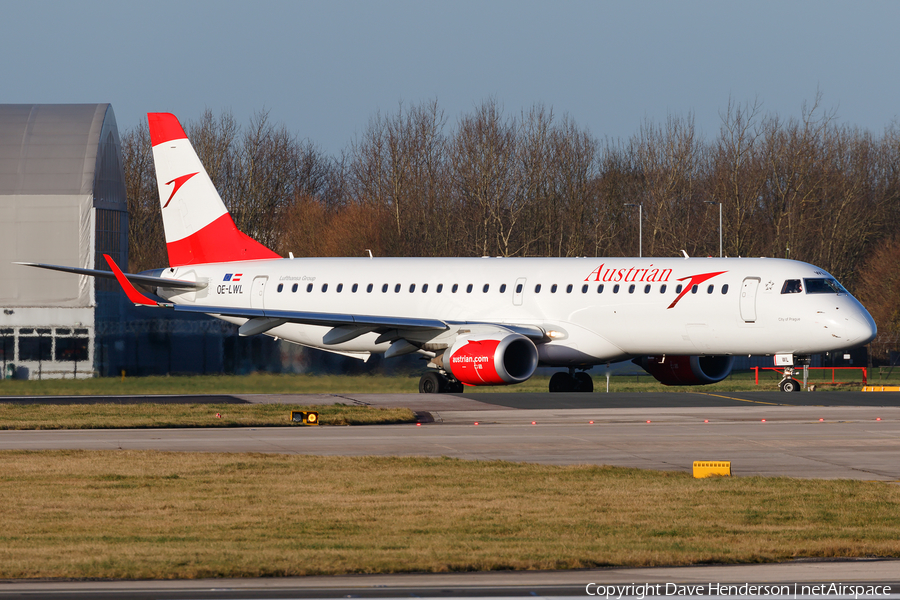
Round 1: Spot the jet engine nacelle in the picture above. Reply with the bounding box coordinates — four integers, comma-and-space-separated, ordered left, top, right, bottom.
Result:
635, 355, 734, 386
445, 333, 539, 386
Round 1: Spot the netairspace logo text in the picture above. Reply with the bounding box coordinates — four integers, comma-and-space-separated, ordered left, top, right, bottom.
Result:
583, 582, 897, 599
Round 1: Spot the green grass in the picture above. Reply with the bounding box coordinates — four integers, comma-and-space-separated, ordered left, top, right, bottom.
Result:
0, 403, 416, 429
0, 368, 880, 397
0, 451, 898, 579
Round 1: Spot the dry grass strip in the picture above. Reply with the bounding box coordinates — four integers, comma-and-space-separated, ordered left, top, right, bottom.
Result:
0, 451, 898, 579
0, 403, 415, 429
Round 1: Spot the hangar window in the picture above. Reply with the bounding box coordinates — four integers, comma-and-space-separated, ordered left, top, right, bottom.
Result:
18, 334, 51, 362
55, 336, 89, 362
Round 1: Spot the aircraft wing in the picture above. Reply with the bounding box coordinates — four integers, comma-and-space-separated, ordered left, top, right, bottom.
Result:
14, 262, 207, 291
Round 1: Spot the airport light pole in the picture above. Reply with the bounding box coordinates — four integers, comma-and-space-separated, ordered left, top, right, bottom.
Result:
705, 201, 722, 257
624, 203, 642, 258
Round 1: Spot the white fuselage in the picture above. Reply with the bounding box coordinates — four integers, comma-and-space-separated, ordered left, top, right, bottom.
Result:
157, 256, 877, 365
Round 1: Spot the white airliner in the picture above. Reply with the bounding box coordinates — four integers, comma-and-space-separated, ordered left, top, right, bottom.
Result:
20, 113, 878, 393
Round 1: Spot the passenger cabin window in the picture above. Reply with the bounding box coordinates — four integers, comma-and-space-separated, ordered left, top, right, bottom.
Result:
466, 284, 473, 293
660, 284, 667, 293
707, 284, 714, 294
566, 284, 573, 293
597, 284, 604, 293
351, 283, 358, 293
277, 284, 283, 292
721, 284, 729, 294
804, 278, 846, 294
551, 284, 558, 293
781, 279, 803, 294
483, 284, 489, 293
515, 283, 523, 293
691, 285, 698, 294
394, 284, 401, 293
382, 284, 388, 293
437, 284, 443, 293
336, 284, 343, 293
628, 284, 635, 293
307, 283, 313, 292
292, 283, 298, 293
613, 284, 620, 293
422, 284, 428, 293
321, 283, 328, 292
535, 284, 541, 293
500, 284, 507, 293
367, 283, 373, 293
582, 284, 588, 293
452, 284, 458, 293
675, 284, 683, 294
409, 284, 416, 293
644, 284, 651, 293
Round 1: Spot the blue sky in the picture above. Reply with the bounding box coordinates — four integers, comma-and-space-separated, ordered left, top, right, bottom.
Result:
3, 0, 898, 155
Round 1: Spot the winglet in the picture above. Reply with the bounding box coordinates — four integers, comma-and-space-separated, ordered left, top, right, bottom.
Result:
104, 254, 159, 306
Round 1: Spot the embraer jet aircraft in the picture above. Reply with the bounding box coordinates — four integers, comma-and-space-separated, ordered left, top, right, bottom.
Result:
19, 113, 877, 393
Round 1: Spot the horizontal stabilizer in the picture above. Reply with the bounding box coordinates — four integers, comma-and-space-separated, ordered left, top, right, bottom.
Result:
14, 262, 207, 291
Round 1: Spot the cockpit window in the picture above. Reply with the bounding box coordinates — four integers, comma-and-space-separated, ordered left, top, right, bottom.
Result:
804, 278, 846, 294
781, 279, 803, 294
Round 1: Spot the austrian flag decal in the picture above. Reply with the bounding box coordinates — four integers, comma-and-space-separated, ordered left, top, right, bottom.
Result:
223, 273, 242, 282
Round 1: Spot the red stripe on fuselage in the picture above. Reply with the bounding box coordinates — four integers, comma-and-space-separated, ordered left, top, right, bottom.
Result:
166, 213, 280, 266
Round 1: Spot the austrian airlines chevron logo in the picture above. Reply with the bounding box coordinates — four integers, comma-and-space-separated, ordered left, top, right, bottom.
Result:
163, 172, 199, 208
667, 271, 727, 309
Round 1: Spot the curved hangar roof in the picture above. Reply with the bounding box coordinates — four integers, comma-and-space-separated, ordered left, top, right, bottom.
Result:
0, 104, 126, 307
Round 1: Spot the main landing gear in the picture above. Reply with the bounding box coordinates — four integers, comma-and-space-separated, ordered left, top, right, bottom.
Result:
549, 368, 593, 393
418, 371, 464, 394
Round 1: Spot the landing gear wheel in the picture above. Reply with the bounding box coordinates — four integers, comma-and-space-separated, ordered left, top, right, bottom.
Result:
573, 372, 593, 393
779, 378, 801, 393
419, 372, 444, 394
549, 372, 576, 392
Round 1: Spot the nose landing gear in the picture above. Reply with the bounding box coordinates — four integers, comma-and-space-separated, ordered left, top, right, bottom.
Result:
778, 366, 803, 392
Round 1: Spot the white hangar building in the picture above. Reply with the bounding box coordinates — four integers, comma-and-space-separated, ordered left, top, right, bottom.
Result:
0, 104, 128, 379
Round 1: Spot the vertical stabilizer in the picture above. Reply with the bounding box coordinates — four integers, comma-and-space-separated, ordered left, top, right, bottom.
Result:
147, 113, 280, 266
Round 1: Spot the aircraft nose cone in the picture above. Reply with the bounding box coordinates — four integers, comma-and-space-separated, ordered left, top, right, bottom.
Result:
847, 308, 877, 346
